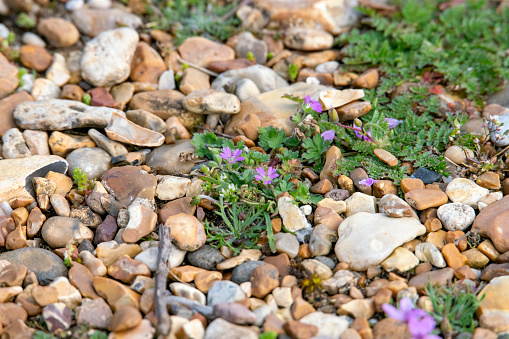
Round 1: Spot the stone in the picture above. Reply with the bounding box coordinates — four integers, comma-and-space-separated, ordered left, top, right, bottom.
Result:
309, 224, 337, 256
87, 129, 128, 158
31, 78, 61, 101
49, 277, 82, 310
96, 242, 142, 267
126, 109, 167, 134
415, 242, 446, 268
274, 232, 299, 258
167, 213, 206, 251
93, 215, 117, 245
13, 99, 126, 131
194, 271, 222, 293
437, 202, 475, 231
374, 148, 398, 167
108, 255, 150, 283
319, 89, 364, 110
481, 263, 509, 281
231, 261, 264, 284
478, 276, 509, 332
213, 64, 289, 93
411, 167, 442, 185
0, 92, 33, 136
203, 318, 257, 339
23, 130, 50, 156
0, 302, 28, 327
155, 176, 191, 201
463, 248, 489, 269
106, 111, 165, 147
48, 131, 95, 157
41, 216, 93, 248
250, 263, 279, 298
472, 195, 509, 253
46, 55, 72, 87
179, 67, 210, 95
42, 302, 71, 332
93, 276, 140, 311
345, 192, 377, 217
130, 42, 166, 84
378, 194, 417, 218
284, 26, 334, 51
441, 243, 468, 269
409, 267, 454, 294
80, 251, 108, 276
71, 8, 142, 37
284, 320, 319, 339
207, 281, 245, 307
19, 45, 52, 72
0, 53, 18, 100
183, 89, 241, 115
129, 90, 203, 129
446, 178, 490, 208
335, 213, 426, 271
75, 297, 112, 330
178, 37, 235, 67
108, 305, 142, 332
322, 270, 359, 295
478, 240, 500, 261
381, 247, 419, 273
405, 189, 448, 210
477, 171, 501, 189
37, 17, 79, 47
2, 128, 31, 159
0, 248, 67, 284
0, 264, 27, 286
81, 28, 139, 87
278, 196, 311, 232
291, 296, 316, 320
170, 282, 206, 305
108, 319, 155, 338
69, 262, 100, 299
158, 70, 175, 90
187, 245, 225, 271
101, 166, 156, 206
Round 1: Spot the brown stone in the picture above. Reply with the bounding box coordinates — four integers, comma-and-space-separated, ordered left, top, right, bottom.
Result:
0, 264, 27, 287
401, 178, 425, 194
108, 305, 142, 332
336, 101, 372, 122
454, 265, 477, 280
0, 92, 33, 136
194, 271, 222, 293
37, 18, 80, 48
158, 197, 196, 223
284, 320, 318, 339
101, 166, 156, 207
69, 262, 100, 299
89, 87, 118, 108
48, 131, 96, 157
166, 213, 206, 251
263, 253, 290, 278
424, 218, 442, 233
61, 84, 84, 101
353, 69, 379, 89
476, 171, 501, 189
96, 243, 142, 267
372, 317, 410, 339
309, 178, 333, 194
473, 328, 497, 339
250, 263, 279, 298
372, 180, 398, 198
169, 266, 206, 283
298, 244, 311, 259
5, 225, 27, 250
93, 277, 140, 311
320, 146, 341, 184
314, 206, 343, 232
374, 148, 398, 167
297, 68, 333, 85
480, 263, 509, 281
404, 189, 448, 210
408, 267, 454, 294
427, 230, 447, 250
0, 53, 19, 101
472, 195, 509, 253
178, 37, 235, 67
445, 231, 468, 252
130, 42, 167, 84
441, 243, 468, 269
291, 297, 315, 320
478, 240, 500, 261
31, 285, 58, 307
121, 204, 157, 243
463, 248, 489, 269
19, 45, 52, 72
373, 288, 392, 313
0, 302, 27, 326
179, 68, 210, 95
207, 58, 255, 73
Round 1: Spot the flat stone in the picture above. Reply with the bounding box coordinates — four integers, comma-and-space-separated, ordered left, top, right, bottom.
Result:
415, 242, 446, 268
105, 112, 164, 147
182, 89, 241, 114
23, 130, 50, 156
478, 276, 509, 332
130, 42, 166, 84
122, 204, 157, 243
335, 212, 426, 271
0, 53, 19, 100
155, 175, 191, 201
101, 166, 156, 207
378, 194, 417, 218
446, 178, 490, 208
207, 281, 245, 307
284, 26, 334, 51
472, 195, 509, 253
145, 140, 199, 175
93, 276, 140, 311
48, 131, 95, 157
71, 8, 142, 37
319, 89, 364, 110
126, 109, 167, 133
75, 297, 112, 330
409, 267, 454, 294
96, 242, 142, 267
19, 45, 52, 72
405, 189, 448, 210
81, 27, 139, 87
49, 277, 82, 310
178, 37, 235, 67
37, 17, 79, 48
204, 318, 257, 339
14, 99, 126, 131
345, 192, 377, 217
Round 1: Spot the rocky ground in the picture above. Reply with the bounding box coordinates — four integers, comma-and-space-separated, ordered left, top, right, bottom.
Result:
0, 0, 509, 338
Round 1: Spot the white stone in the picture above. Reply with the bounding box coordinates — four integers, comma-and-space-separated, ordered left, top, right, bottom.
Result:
204, 318, 257, 339
134, 246, 186, 271
316, 61, 340, 74
81, 27, 139, 87
87, 0, 110, 8
300, 312, 349, 339
211, 64, 288, 94
65, 0, 84, 11
49, 276, 82, 310
479, 192, 503, 211
31, 78, 61, 100
322, 270, 359, 295
317, 198, 346, 214
445, 178, 489, 208
22, 32, 46, 47
345, 192, 376, 217
156, 175, 191, 201
415, 242, 446, 268
278, 196, 311, 232
490, 113, 509, 146
46, 53, 71, 87
17, 73, 34, 93
158, 70, 175, 90
182, 89, 241, 115
437, 202, 475, 231
170, 282, 206, 305
335, 212, 426, 271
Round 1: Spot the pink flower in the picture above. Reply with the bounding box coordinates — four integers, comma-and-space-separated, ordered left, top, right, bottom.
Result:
359, 178, 377, 186
408, 312, 441, 339
219, 146, 245, 164
255, 166, 279, 184
304, 95, 322, 112
353, 118, 402, 141
321, 130, 335, 140
385, 118, 403, 129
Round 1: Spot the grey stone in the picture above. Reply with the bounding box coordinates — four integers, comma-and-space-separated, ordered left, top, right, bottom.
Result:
71, 8, 142, 37
207, 281, 245, 307
314, 256, 335, 270
145, 140, 198, 175
87, 129, 128, 158
66, 147, 111, 180
211, 65, 288, 94
187, 245, 225, 271
231, 260, 265, 284
0, 247, 68, 285
41, 216, 94, 248
2, 128, 31, 159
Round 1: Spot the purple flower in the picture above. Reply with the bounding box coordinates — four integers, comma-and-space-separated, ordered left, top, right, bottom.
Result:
385, 118, 403, 129
408, 313, 441, 339
354, 128, 372, 141
359, 178, 377, 186
321, 130, 335, 141
304, 95, 322, 112
219, 146, 245, 164
255, 166, 279, 184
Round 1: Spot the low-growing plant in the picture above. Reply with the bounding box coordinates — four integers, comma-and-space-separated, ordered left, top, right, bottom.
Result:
259, 331, 278, 339
72, 167, 94, 194
82, 93, 91, 106
288, 63, 299, 81
425, 281, 484, 336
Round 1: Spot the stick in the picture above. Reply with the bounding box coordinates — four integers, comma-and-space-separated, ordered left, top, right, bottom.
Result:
165, 295, 215, 319
155, 225, 172, 337
177, 58, 219, 77
221, 0, 253, 21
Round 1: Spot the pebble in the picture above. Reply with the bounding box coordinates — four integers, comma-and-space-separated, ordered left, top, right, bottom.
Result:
463, 248, 489, 269
415, 242, 446, 268
167, 213, 206, 251
21, 32, 46, 47
212, 64, 288, 93
105, 111, 165, 147
231, 261, 264, 284
180, 68, 210, 95
187, 245, 225, 271
31, 78, 62, 100
207, 281, 245, 307
42, 302, 72, 332
476, 171, 501, 189
284, 26, 334, 51
232, 31, 268, 64
37, 17, 79, 48
158, 70, 175, 90
353, 69, 379, 89
409, 267, 454, 293
478, 276, 509, 332
278, 196, 312, 232
178, 36, 234, 67
213, 302, 256, 325
446, 178, 490, 208
108, 305, 142, 332
381, 247, 419, 273
19, 45, 52, 72
23, 130, 50, 155
378, 194, 417, 218
300, 312, 349, 339
126, 109, 167, 133
335, 212, 426, 271
183, 89, 241, 115
301, 258, 333, 280
49, 276, 82, 310
437, 202, 475, 231
71, 8, 142, 37
472, 195, 509, 253
345, 192, 377, 217
81, 28, 139, 87
274, 232, 299, 258
75, 297, 112, 330
145, 140, 198, 175
444, 145, 474, 165
93, 276, 140, 311
2, 128, 31, 159
309, 224, 337, 256
405, 189, 448, 210
155, 175, 191, 201
130, 42, 166, 84
203, 318, 257, 339
411, 167, 442, 184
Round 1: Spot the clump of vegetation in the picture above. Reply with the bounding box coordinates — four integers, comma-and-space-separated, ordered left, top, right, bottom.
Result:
148, 0, 241, 45
340, 0, 509, 102
425, 281, 484, 336
72, 167, 95, 194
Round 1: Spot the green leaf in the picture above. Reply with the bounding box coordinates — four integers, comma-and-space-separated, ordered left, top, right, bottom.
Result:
258, 126, 286, 151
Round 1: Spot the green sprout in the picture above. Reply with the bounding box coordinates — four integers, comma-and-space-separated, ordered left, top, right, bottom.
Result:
288, 63, 299, 81
16, 13, 36, 29
72, 167, 94, 194
82, 93, 91, 106
246, 51, 255, 62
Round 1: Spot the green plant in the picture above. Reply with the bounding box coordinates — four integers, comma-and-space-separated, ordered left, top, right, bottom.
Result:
148, 0, 241, 45
16, 13, 36, 29
340, 0, 509, 102
33, 332, 55, 339
301, 273, 323, 293
425, 281, 484, 336
259, 331, 278, 339
246, 51, 255, 62
288, 63, 299, 81
82, 93, 91, 105
204, 196, 273, 254
72, 167, 94, 194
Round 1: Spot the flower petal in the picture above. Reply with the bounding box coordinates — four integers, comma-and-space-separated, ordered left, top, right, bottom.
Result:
256, 167, 266, 177
408, 314, 436, 337
382, 303, 406, 322
399, 298, 414, 314
254, 175, 263, 181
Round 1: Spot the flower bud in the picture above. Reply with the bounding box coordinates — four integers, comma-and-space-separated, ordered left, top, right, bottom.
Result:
328, 108, 339, 123
354, 119, 363, 127
213, 154, 222, 164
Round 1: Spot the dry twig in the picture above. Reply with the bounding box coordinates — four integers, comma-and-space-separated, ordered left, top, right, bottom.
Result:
155, 224, 172, 337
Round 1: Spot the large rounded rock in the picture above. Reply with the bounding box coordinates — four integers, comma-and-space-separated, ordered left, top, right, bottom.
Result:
335, 212, 426, 271
145, 140, 198, 175
71, 9, 142, 37
41, 216, 94, 248
13, 99, 126, 131
472, 195, 509, 253
66, 147, 111, 180
37, 18, 79, 48
81, 28, 139, 87
0, 248, 68, 285
101, 166, 156, 207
